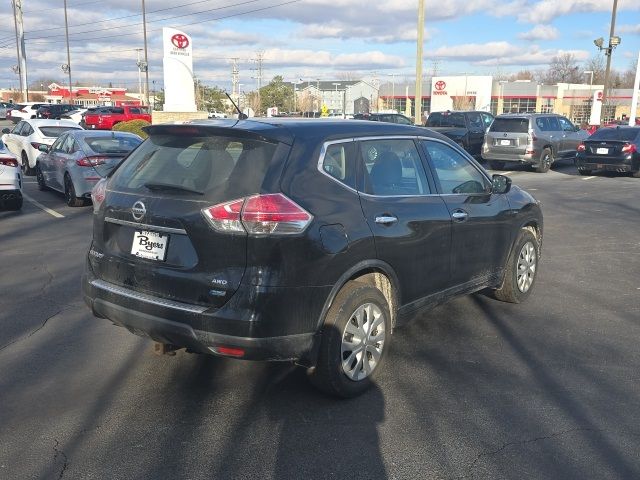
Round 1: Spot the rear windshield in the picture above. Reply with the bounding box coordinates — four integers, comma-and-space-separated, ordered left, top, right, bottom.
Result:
83, 135, 142, 154
490, 118, 529, 133
38, 126, 81, 137
110, 134, 278, 199
589, 128, 639, 142
426, 113, 465, 128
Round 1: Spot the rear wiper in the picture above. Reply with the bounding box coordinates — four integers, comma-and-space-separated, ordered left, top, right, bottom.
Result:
144, 182, 204, 195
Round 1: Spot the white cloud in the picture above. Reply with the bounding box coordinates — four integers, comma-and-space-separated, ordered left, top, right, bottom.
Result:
518, 25, 559, 41
517, 0, 640, 24
433, 42, 522, 60
618, 24, 640, 35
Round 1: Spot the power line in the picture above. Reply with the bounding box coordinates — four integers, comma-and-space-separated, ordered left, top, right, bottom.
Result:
23, 0, 302, 45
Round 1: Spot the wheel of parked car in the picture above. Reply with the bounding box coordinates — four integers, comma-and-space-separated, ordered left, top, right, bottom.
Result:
535, 148, 552, 173
494, 228, 540, 304
21, 151, 34, 176
310, 282, 391, 398
35, 164, 48, 191
577, 168, 592, 176
489, 161, 505, 170
64, 174, 84, 207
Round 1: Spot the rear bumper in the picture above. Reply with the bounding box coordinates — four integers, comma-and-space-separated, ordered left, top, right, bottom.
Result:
82, 268, 329, 363
576, 157, 636, 173
0, 189, 22, 206
481, 150, 534, 164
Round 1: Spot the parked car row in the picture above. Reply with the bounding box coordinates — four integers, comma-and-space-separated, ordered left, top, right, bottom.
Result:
1, 117, 143, 210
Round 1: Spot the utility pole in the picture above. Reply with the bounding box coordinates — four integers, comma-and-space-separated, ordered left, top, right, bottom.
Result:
63, 0, 73, 104
600, 0, 619, 125
414, 0, 425, 125
231, 57, 240, 105
253, 51, 264, 115
136, 48, 143, 100
12, 0, 28, 102
141, 0, 150, 106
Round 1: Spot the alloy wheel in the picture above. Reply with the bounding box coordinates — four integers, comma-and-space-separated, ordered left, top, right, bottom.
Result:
340, 302, 386, 381
516, 241, 537, 293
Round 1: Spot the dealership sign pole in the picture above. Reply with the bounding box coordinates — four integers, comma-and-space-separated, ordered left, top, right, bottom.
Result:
162, 28, 197, 112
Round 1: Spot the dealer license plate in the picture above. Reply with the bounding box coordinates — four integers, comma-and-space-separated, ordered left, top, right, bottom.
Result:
500, 139, 511, 146
131, 230, 169, 261
596, 148, 608, 155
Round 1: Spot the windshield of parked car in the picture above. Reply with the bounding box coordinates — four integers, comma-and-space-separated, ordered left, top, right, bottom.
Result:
589, 127, 639, 142
110, 132, 279, 200
38, 126, 82, 137
426, 113, 466, 128
83, 135, 142, 155
490, 118, 529, 133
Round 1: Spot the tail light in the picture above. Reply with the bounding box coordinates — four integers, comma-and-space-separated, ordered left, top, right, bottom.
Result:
577, 143, 586, 152
201, 193, 312, 235
0, 157, 18, 167
30, 142, 46, 150
91, 177, 107, 213
77, 155, 108, 166
621, 143, 637, 154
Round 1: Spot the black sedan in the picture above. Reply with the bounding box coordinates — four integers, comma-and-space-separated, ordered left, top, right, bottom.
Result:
576, 126, 640, 177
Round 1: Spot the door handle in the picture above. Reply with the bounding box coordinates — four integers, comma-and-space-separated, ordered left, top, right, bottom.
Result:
451, 210, 469, 222
375, 215, 398, 225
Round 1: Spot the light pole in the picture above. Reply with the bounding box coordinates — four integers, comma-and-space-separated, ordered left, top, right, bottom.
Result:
415, 0, 425, 125
593, 0, 620, 125
141, 0, 150, 106
584, 70, 594, 123
498, 80, 507, 115
332, 82, 340, 114
388, 73, 396, 112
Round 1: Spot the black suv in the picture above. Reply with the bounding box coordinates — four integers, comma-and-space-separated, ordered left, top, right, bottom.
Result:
82, 119, 543, 397
36, 104, 77, 119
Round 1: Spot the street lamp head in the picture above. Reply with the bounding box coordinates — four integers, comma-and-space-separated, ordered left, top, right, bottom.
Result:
593, 37, 604, 48
609, 36, 621, 47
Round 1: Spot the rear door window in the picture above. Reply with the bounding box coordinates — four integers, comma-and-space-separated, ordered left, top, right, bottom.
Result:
359, 139, 431, 196
546, 117, 560, 131
110, 133, 279, 199
321, 142, 357, 189
489, 118, 529, 133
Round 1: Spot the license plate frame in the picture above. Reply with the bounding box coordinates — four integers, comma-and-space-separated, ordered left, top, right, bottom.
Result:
596, 147, 608, 155
131, 230, 169, 261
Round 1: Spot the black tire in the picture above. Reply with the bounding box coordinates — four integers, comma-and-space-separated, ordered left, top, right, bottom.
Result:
64, 174, 85, 207
35, 164, 48, 190
489, 161, 505, 170
21, 151, 34, 176
310, 282, 391, 398
535, 148, 552, 173
494, 228, 540, 304
578, 168, 593, 176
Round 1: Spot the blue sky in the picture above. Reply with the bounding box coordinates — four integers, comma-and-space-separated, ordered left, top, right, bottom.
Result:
0, 0, 638, 91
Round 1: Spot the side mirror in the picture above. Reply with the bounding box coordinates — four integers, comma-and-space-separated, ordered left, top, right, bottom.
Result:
38, 144, 50, 152
491, 174, 511, 194
2, 128, 10, 134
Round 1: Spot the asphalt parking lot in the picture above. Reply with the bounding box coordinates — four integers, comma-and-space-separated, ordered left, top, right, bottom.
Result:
1, 137, 639, 479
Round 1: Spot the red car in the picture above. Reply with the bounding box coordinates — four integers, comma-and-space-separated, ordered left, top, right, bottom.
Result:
84, 105, 151, 130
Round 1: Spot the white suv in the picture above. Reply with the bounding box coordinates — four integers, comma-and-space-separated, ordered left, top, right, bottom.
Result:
7, 103, 47, 123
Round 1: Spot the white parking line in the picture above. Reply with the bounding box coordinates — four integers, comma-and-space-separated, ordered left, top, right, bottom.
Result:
22, 192, 65, 218
581, 176, 597, 181
502, 171, 513, 175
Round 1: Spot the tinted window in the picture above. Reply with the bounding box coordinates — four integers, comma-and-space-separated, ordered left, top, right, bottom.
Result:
129, 108, 141, 114
422, 141, 489, 194
22, 124, 34, 136
38, 126, 80, 137
360, 139, 430, 196
111, 108, 124, 114
394, 115, 412, 125
589, 128, 640, 142
546, 117, 560, 131
426, 112, 465, 128
535, 117, 550, 131
83, 135, 142, 154
490, 118, 529, 133
111, 134, 278, 199
322, 142, 356, 189
558, 117, 575, 132
12, 122, 25, 135
480, 113, 494, 128
51, 135, 66, 152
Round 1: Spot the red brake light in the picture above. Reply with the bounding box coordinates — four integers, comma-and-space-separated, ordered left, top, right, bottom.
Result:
77, 155, 108, 167
201, 194, 313, 235
577, 143, 586, 152
202, 198, 245, 233
241, 193, 312, 235
91, 177, 107, 213
212, 346, 245, 357
0, 157, 18, 167
621, 143, 637, 154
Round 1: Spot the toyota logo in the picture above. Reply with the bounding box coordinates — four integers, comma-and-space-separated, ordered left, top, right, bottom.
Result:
171, 34, 189, 49
131, 201, 146, 221
435, 80, 446, 91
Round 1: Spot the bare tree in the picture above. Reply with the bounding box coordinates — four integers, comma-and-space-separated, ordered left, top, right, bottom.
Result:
298, 91, 318, 112
620, 59, 638, 89
542, 53, 582, 84
583, 55, 606, 84
337, 71, 358, 81
508, 70, 534, 81
452, 96, 474, 110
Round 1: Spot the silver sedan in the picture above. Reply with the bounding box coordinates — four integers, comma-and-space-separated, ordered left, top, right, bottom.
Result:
36, 130, 142, 206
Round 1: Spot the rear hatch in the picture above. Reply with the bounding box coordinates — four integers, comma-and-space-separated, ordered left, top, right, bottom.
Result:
90, 124, 290, 308
485, 117, 530, 154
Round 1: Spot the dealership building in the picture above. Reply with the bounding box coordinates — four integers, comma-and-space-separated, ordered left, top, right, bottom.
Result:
378, 75, 639, 125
